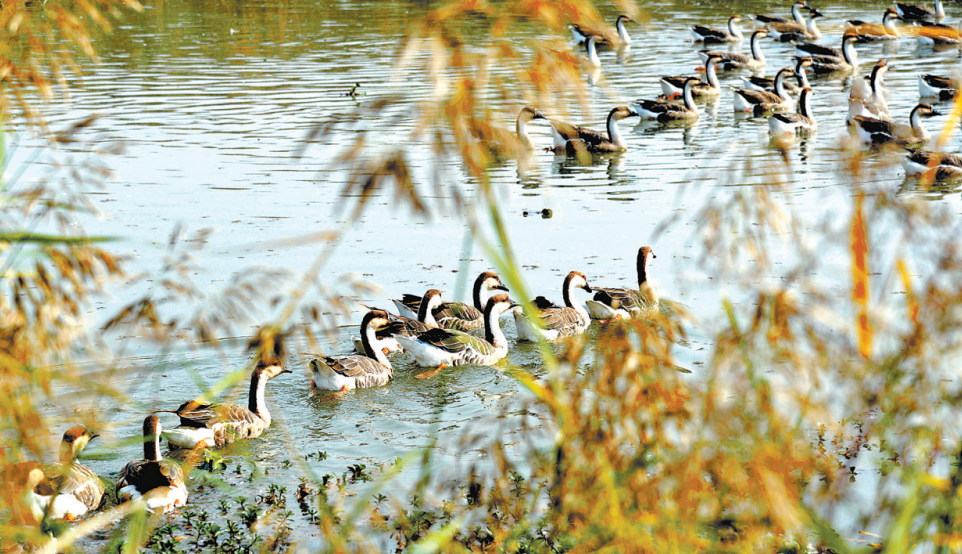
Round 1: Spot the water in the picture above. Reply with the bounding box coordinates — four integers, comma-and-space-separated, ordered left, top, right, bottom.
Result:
14, 0, 962, 547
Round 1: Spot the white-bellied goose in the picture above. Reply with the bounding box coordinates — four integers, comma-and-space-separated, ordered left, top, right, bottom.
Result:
465, 107, 546, 155
544, 106, 639, 154
897, 0, 944, 21
585, 246, 659, 320
850, 104, 942, 145
902, 149, 962, 177
660, 54, 722, 99
514, 271, 594, 342
754, 1, 808, 28
31, 425, 105, 520
699, 30, 767, 70
569, 14, 634, 46
352, 289, 443, 355
796, 34, 859, 73
769, 8, 823, 42
848, 59, 891, 121
769, 87, 817, 135
916, 20, 961, 45
395, 294, 516, 367
116, 416, 187, 514
742, 57, 811, 96
392, 271, 508, 331
310, 310, 405, 390
692, 15, 743, 43
846, 8, 902, 41
731, 67, 795, 114
919, 73, 959, 100
633, 78, 700, 122
157, 359, 291, 449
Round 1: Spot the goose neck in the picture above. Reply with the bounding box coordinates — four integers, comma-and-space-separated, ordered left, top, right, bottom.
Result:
842, 39, 857, 66
936, 0, 945, 19
606, 110, 627, 147
586, 38, 601, 67
800, 91, 813, 118
616, 18, 631, 43
807, 16, 820, 36
360, 321, 392, 367
683, 82, 698, 113
751, 34, 765, 63
516, 116, 534, 149
705, 61, 720, 89
248, 369, 270, 423
792, 3, 805, 23
775, 71, 790, 100
145, 430, 161, 463
562, 277, 590, 322
483, 304, 507, 349
730, 18, 743, 40
910, 107, 928, 138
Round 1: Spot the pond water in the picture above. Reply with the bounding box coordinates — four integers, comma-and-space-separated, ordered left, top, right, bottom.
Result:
15, 0, 962, 548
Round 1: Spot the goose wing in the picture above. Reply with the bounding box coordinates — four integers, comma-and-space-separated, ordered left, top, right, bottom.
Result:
592, 287, 648, 311
414, 328, 496, 356
771, 113, 807, 125
734, 88, 782, 104
635, 99, 690, 115
795, 42, 841, 58
712, 51, 752, 64
435, 301, 482, 322
851, 116, 895, 136
754, 14, 790, 24
117, 460, 183, 496
897, 2, 934, 19
38, 463, 105, 510
922, 74, 956, 89
532, 295, 561, 310
319, 355, 389, 380
538, 307, 586, 334
692, 25, 727, 39
661, 76, 692, 89
465, 117, 521, 154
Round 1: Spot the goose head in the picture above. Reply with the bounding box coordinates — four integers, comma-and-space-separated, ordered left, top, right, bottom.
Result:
565, 271, 593, 294
60, 425, 97, 463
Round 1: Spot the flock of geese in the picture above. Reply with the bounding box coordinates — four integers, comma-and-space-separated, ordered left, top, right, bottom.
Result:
14, 0, 962, 532
10, 242, 658, 519
471, 0, 962, 178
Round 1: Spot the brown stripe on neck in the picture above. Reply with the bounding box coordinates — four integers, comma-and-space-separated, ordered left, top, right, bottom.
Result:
143, 415, 161, 462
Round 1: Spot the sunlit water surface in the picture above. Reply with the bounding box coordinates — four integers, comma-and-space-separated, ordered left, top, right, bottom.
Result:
14, 0, 962, 548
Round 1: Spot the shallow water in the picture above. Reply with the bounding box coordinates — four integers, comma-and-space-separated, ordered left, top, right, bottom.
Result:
15, 0, 962, 547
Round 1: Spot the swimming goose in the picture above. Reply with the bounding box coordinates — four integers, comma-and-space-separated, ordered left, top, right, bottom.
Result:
769, 8, 823, 42
699, 30, 767, 70
692, 15, 744, 43
514, 271, 593, 342
848, 59, 891, 121
569, 14, 635, 46
585, 246, 659, 320
902, 149, 962, 177
897, 0, 944, 21
754, 1, 808, 28
392, 271, 508, 331
916, 20, 962, 45
465, 107, 546, 155
796, 35, 859, 73
32, 426, 105, 520
116, 415, 188, 514
352, 290, 444, 355
582, 35, 602, 68
633, 78, 700, 122
660, 54, 722, 99
544, 106, 639, 154
769, 87, 817, 135
850, 104, 942, 145
310, 310, 405, 390
395, 293, 516, 367
731, 67, 795, 114
918, 73, 959, 100
741, 57, 811, 96
157, 359, 292, 449
846, 8, 902, 41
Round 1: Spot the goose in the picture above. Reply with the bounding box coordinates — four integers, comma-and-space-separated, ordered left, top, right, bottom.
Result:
730, 67, 795, 114
660, 54, 722, 99
769, 87, 817, 135
514, 271, 594, 342
918, 73, 959, 100
465, 107, 546, 155
699, 30, 767, 70
850, 104, 942, 145
691, 15, 744, 43
116, 415, 188, 514
31, 426, 104, 520
769, 8, 823, 42
846, 8, 902, 41
632, 78, 700, 122
741, 57, 811, 96
796, 35, 859, 74
916, 19, 962, 45
754, 1, 808, 28
585, 246, 659, 320
569, 14, 635, 46
352, 289, 444, 355
848, 59, 891, 121
583, 34, 602, 69
3, 462, 48, 526
897, 0, 944, 21
310, 310, 405, 390
902, 149, 962, 177
392, 271, 508, 331
394, 293, 516, 367
157, 359, 292, 449
544, 106, 639, 154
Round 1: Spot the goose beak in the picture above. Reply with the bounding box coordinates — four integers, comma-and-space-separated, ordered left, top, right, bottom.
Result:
931, 109, 944, 117
495, 284, 510, 292
281, 367, 293, 374
583, 284, 594, 294
508, 300, 521, 309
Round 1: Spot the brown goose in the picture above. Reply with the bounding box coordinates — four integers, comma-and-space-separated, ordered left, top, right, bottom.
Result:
544, 106, 640, 154
633, 77, 700, 122
392, 271, 508, 331
754, 1, 808, 27
769, 87, 817, 135
741, 57, 812, 96
730, 67, 795, 114
32, 425, 105, 520
569, 14, 635, 46
353, 289, 444, 355
514, 271, 594, 342
918, 74, 959, 99
691, 15, 744, 44
769, 8, 823, 42
310, 309, 405, 390
897, 0, 944, 21
846, 8, 902, 41
157, 359, 291, 449
116, 415, 187, 514
464, 107, 546, 155
699, 30, 767, 70
850, 104, 941, 145
660, 54, 723, 99
585, 246, 659, 320
796, 34, 859, 73
903, 149, 962, 177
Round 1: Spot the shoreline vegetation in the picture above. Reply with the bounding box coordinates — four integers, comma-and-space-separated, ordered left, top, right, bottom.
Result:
3, 0, 962, 553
